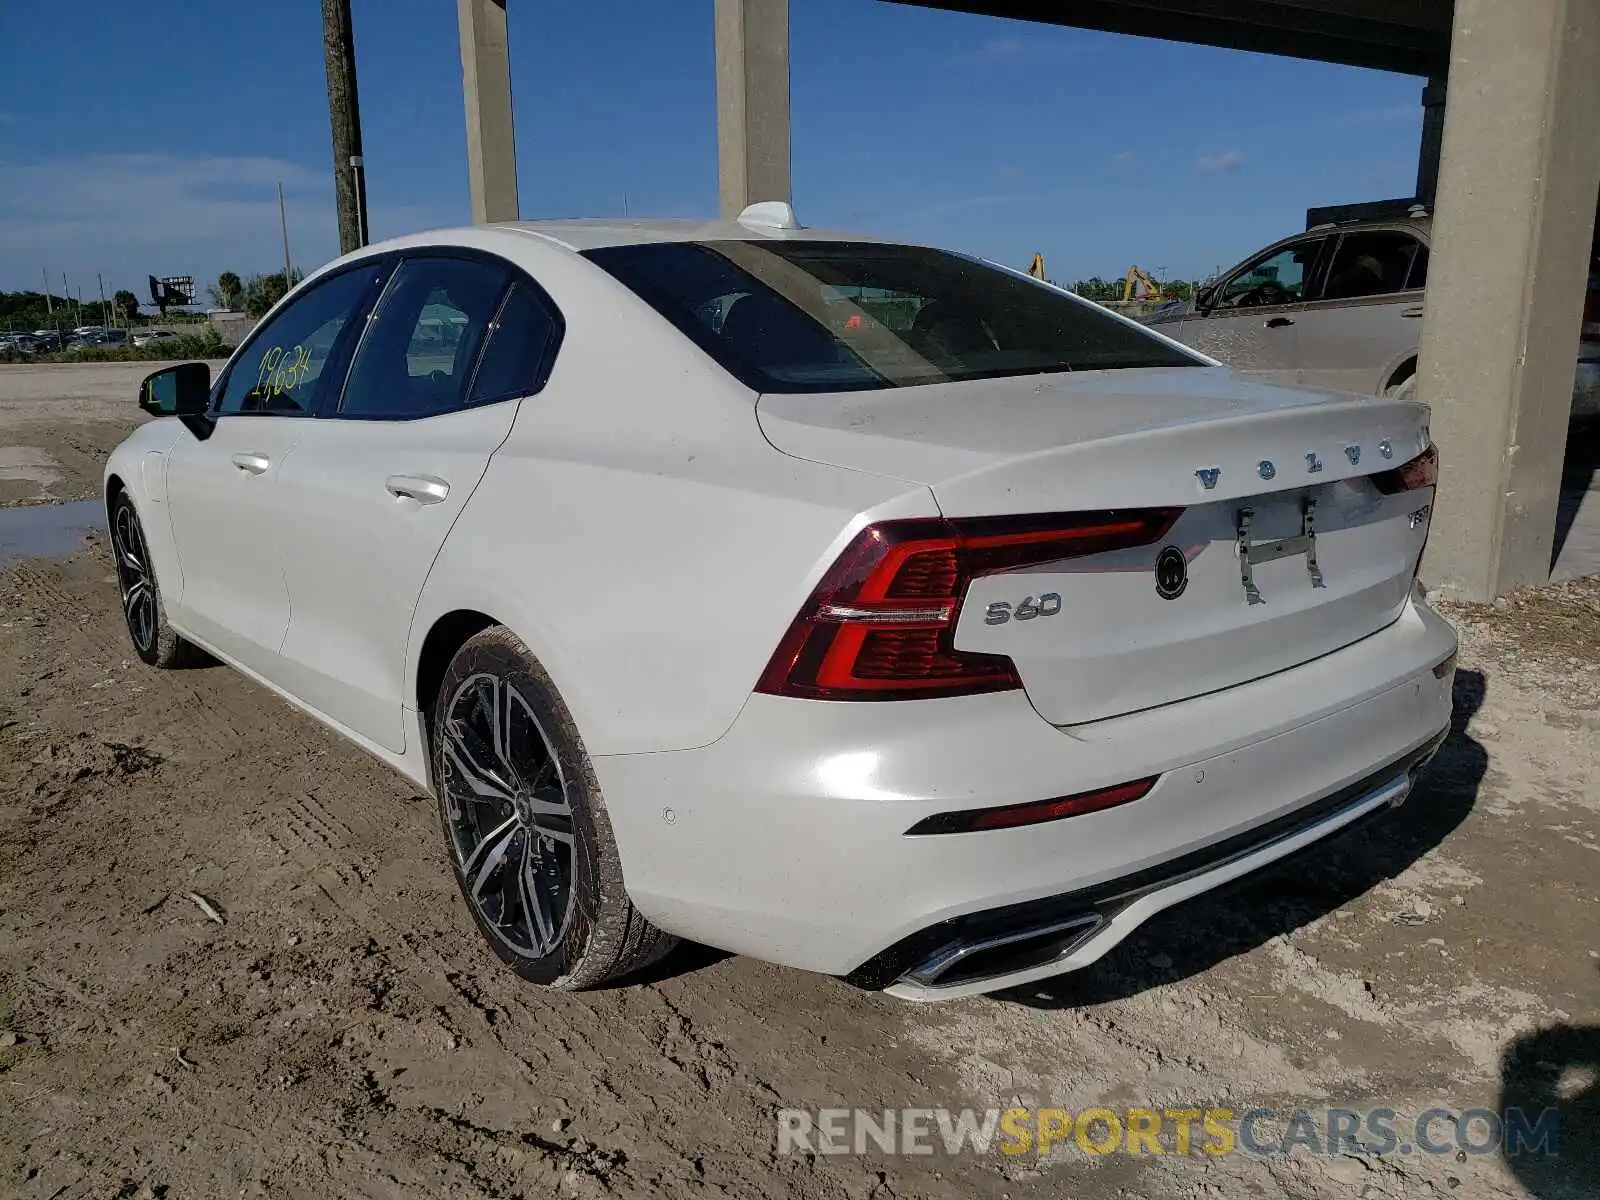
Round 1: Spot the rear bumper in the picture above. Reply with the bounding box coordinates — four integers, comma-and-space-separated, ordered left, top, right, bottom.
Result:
866, 733, 1442, 1000
593, 593, 1457, 994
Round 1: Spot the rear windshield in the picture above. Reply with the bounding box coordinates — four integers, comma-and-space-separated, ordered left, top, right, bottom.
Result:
584, 240, 1199, 393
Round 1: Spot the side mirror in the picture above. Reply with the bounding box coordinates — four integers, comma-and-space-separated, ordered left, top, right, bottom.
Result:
138, 362, 211, 416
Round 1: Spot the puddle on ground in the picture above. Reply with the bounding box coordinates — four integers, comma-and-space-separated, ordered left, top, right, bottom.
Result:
0, 501, 104, 570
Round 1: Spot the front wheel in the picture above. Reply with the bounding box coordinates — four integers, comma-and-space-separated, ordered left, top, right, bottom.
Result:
111, 492, 200, 669
431, 626, 675, 988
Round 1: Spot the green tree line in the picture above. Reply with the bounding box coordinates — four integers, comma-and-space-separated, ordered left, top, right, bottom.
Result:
1068, 277, 1196, 303
209, 269, 306, 317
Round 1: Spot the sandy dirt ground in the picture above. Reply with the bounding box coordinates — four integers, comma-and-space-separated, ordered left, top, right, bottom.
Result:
1, 365, 1597, 1200
0, 362, 155, 507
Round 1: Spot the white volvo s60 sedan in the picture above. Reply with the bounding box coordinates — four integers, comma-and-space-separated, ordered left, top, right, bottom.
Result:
105, 203, 1456, 1000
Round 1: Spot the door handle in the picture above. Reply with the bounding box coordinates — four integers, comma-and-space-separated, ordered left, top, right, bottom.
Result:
1401, 305, 1425, 318
231, 453, 270, 475
1265, 317, 1295, 329
385, 474, 450, 505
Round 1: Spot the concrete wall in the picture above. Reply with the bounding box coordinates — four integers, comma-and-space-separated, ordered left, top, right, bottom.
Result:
1417, 0, 1600, 599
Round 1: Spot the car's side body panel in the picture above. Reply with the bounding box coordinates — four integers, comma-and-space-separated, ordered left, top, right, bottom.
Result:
1293, 288, 1426, 394
272, 401, 522, 753
403, 233, 938, 757
163, 416, 309, 674
104, 419, 185, 596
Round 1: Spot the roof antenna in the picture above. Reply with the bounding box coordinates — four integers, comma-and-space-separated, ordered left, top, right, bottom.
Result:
737, 201, 801, 231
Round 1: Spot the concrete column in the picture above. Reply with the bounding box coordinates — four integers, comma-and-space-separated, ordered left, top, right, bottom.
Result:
458, 0, 519, 224
1417, 0, 1600, 599
715, 0, 791, 219
1414, 75, 1446, 206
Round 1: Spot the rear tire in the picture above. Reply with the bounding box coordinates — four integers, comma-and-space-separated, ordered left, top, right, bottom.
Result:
111, 492, 200, 669
431, 626, 675, 989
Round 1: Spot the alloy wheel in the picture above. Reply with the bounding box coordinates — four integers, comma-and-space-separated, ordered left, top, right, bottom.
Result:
113, 503, 156, 653
440, 671, 575, 958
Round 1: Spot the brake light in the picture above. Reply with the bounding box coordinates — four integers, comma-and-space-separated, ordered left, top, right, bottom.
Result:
756, 509, 1181, 701
1372, 443, 1438, 495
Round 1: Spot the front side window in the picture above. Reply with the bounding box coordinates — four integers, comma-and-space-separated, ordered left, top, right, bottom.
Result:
216, 264, 385, 415
585, 240, 1197, 394
1215, 239, 1326, 309
1320, 231, 1424, 301
339, 256, 511, 419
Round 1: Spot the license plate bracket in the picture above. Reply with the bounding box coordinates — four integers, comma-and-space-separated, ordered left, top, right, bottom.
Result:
1236, 496, 1324, 605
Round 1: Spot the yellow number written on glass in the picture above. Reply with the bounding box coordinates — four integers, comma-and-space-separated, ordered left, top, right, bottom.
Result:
254, 344, 314, 400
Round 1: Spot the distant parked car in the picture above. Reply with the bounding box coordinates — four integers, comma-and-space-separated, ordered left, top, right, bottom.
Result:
69, 329, 129, 350
30, 331, 62, 351
133, 329, 180, 347
1145, 209, 1600, 418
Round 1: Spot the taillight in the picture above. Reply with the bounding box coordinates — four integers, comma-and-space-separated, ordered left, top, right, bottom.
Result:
1372, 443, 1438, 495
756, 509, 1181, 701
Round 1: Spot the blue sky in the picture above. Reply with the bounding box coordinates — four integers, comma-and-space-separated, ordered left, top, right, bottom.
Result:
0, 0, 1426, 305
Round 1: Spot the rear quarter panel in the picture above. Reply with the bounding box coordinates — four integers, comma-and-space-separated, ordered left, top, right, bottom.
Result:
406, 238, 936, 756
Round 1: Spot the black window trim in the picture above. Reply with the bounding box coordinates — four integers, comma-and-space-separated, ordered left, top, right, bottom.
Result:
325, 244, 567, 423
1302, 226, 1428, 306
208, 254, 397, 419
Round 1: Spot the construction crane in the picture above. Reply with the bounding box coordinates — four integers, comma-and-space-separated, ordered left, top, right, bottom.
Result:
1121, 266, 1163, 303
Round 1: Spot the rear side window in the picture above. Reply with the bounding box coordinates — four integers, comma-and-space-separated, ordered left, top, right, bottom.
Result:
1407, 245, 1429, 290
339, 256, 511, 419
585, 241, 1197, 394
1321, 232, 1423, 301
469, 282, 560, 405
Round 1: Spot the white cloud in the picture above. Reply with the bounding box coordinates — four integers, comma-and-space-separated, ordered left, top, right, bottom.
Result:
963, 34, 1085, 64
973, 36, 1026, 62
1111, 151, 1136, 167
0, 154, 445, 299
1195, 149, 1245, 174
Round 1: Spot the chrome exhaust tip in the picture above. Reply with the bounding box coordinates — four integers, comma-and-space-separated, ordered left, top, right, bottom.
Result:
902, 913, 1105, 990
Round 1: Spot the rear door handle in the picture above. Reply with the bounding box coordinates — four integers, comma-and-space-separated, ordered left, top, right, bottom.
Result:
385, 474, 450, 505
1265, 317, 1295, 328
231, 453, 270, 475
1401, 305, 1425, 318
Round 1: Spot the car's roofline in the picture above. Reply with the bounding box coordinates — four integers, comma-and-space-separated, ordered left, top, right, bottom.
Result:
357, 217, 891, 257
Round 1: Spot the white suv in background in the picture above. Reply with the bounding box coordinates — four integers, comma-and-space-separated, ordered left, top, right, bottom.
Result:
1146, 213, 1600, 416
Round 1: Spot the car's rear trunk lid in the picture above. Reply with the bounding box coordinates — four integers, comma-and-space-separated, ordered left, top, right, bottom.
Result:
757, 367, 1435, 724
